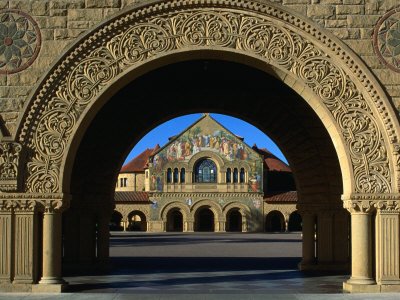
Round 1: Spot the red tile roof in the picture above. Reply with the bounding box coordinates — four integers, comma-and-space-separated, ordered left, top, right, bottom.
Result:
253, 146, 291, 172
114, 191, 151, 203
264, 191, 297, 203
121, 144, 159, 172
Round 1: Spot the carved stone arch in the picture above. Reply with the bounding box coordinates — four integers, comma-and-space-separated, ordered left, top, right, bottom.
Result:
160, 201, 191, 221
13, 0, 400, 197
190, 199, 224, 221
223, 201, 251, 231
223, 202, 251, 215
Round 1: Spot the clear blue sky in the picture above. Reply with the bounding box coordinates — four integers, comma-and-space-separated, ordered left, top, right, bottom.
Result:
123, 113, 288, 165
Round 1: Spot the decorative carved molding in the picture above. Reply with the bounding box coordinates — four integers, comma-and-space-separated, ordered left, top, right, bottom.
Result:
151, 192, 264, 199
375, 200, 400, 213
0, 9, 41, 74
0, 193, 70, 212
343, 193, 400, 201
343, 200, 376, 214
0, 142, 23, 192
16, 1, 398, 195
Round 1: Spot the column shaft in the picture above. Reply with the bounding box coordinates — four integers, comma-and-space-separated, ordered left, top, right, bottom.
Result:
39, 212, 64, 284
376, 210, 400, 284
97, 216, 110, 262
0, 212, 12, 283
347, 212, 374, 284
299, 213, 315, 269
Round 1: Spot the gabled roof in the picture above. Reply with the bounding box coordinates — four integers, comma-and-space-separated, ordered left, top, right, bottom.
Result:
150, 113, 263, 160
121, 144, 160, 172
252, 146, 291, 172
264, 191, 297, 203
114, 191, 150, 203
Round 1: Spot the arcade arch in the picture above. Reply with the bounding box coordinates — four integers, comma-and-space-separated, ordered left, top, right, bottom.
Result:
0, 0, 398, 293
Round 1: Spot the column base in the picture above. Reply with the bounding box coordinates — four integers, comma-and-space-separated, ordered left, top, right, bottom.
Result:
346, 277, 375, 285
343, 281, 378, 293
39, 277, 67, 285
33, 282, 67, 293
298, 261, 315, 271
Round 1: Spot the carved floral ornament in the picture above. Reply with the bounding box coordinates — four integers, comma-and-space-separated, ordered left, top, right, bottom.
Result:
15, 1, 398, 195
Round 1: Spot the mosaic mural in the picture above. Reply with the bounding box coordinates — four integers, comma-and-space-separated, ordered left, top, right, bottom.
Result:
0, 9, 41, 74
149, 115, 263, 193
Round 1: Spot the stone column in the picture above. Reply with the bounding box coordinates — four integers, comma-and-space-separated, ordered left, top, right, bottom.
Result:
375, 200, 400, 285
39, 205, 64, 285
333, 210, 350, 265
299, 211, 315, 270
0, 201, 13, 283
13, 201, 39, 284
97, 213, 111, 263
344, 200, 375, 286
79, 212, 96, 264
185, 220, 194, 232
317, 212, 333, 265
62, 210, 80, 266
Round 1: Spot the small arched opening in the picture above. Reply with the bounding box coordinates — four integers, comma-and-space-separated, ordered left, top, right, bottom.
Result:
110, 211, 123, 231
195, 207, 215, 232
226, 208, 242, 232
128, 211, 147, 232
167, 209, 184, 232
265, 211, 285, 232
288, 211, 302, 232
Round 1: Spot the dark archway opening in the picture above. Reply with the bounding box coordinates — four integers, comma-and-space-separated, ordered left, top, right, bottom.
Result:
195, 208, 215, 232
128, 211, 147, 232
167, 209, 183, 232
226, 209, 242, 232
63, 58, 346, 286
288, 211, 302, 232
265, 211, 285, 232
110, 211, 123, 231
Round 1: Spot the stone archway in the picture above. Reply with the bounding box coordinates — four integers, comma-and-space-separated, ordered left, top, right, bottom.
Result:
0, 0, 399, 293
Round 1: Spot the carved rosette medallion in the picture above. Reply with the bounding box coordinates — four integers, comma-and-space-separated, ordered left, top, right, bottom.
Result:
0, 9, 41, 74
373, 6, 400, 72
18, 1, 396, 195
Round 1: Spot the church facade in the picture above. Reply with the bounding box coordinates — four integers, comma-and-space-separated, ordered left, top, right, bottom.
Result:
114, 114, 298, 233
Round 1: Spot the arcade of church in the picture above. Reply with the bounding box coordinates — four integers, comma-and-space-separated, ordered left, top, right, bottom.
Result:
113, 114, 300, 233
0, 0, 400, 294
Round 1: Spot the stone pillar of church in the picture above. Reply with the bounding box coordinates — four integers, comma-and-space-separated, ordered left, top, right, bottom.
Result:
317, 211, 333, 266
375, 200, 400, 285
343, 200, 375, 289
39, 208, 64, 285
79, 212, 96, 264
0, 204, 12, 283
13, 204, 39, 284
298, 211, 315, 270
97, 213, 111, 263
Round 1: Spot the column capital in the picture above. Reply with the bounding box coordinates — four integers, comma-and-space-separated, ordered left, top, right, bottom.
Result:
375, 200, 400, 214
343, 200, 375, 214
342, 193, 400, 214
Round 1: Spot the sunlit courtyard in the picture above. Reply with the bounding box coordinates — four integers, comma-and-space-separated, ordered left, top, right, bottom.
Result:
64, 232, 346, 294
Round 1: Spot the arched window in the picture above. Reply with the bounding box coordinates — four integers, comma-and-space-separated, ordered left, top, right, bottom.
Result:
226, 168, 231, 183
195, 159, 217, 183
240, 168, 245, 183
233, 168, 238, 183
173, 168, 179, 183
167, 168, 172, 183
180, 168, 185, 183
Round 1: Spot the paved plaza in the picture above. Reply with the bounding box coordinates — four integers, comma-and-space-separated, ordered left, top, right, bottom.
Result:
1, 232, 400, 299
